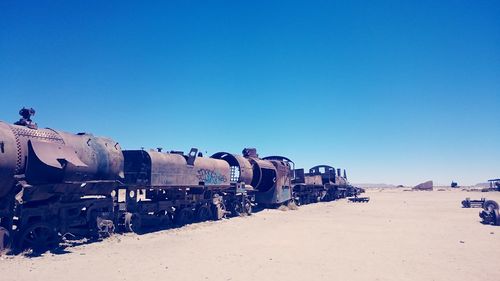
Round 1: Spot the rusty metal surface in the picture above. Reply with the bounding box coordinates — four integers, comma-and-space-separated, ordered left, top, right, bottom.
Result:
304, 174, 323, 185
0, 122, 18, 199
309, 165, 337, 184
210, 152, 253, 184
348, 197, 370, 203
1, 107, 367, 253
213, 149, 294, 205
461, 198, 486, 208
248, 158, 277, 191
30, 140, 88, 168
292, 163, 355, 205
57, 131, 124, 181
480, 200, 500, 225
124, 149, 231, 188
0, 112, 124, 201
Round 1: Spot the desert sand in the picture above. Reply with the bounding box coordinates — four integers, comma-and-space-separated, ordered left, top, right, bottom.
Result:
1, 189, 499, 281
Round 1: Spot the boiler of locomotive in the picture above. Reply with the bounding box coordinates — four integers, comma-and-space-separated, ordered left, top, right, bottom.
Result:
123, 148, 231, 188
0, 110, 124, 199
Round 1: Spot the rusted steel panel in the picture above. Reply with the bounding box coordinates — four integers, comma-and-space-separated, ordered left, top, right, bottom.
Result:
0, 118, 124, 201
304, 174, 322, 185
214, 149, 294, 205
309, 165, 337, 184
260, 156, 293, 204
210, 152, 253, 184
124, 150, 231, 188
0, 122, 17, 199
29, 140, 88, 168
57, 131, 124, 181
248, 158, 277, 191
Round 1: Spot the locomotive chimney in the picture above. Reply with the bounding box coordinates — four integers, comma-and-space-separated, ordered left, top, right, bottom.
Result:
243, 148, 258, 158
14, 107, 38, 129
337, 168, 341, 177
343, 169, 347, 179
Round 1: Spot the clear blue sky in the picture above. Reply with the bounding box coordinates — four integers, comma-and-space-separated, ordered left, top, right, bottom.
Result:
1, 1, 499, 186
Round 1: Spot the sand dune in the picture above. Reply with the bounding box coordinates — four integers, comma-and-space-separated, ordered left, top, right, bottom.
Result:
1, 189, 499, 281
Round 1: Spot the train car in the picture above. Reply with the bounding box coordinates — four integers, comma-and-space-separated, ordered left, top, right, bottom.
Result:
212, 148, 294, 207
0, 107, 362, 254
292, 165, 352, 205
0, 108, 124, 253
119, 147, 251, 231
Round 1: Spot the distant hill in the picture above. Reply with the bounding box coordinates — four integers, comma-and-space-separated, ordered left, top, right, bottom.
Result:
354, 182, 495, 189
353, 183, 398, 189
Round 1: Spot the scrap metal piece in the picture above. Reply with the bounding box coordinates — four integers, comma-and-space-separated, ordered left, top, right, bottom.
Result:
0, 227, 10, 253
348, 197, 370, 203
487, 179, 500, 191
461, 198, 486, 208
479, 200, 500, 225
484, 200, 499, 211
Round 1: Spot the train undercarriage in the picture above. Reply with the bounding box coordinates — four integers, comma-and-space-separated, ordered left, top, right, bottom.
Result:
0, 183, 253, 254
115, 184, 252, 232
293, 184, 346, 206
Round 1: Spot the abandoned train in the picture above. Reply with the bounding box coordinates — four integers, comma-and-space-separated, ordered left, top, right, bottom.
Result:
0, 108, 360, 253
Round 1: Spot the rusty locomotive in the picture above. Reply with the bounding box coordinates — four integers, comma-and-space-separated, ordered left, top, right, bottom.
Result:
0, 108, 358, 254
292, 165, 355, 205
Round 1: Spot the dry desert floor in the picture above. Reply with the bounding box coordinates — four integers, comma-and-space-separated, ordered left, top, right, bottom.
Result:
1, 188, 500, 281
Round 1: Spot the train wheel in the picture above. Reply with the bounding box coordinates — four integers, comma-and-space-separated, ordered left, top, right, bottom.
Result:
96, 217, 115, 238
287, 200, 298, 210
212, 203, 226, 221
0, 227, 11, 253
244, 199, 252, 215
495, 209, 500, 226
231, 199, 252, 217
18, 223, 60, 254
175, 208, 194, 226
484, 200, 499, 211
159, 212, 173, 228
294, 195, 302, 206
196, 205, 212, 222
124, 212, 142, 233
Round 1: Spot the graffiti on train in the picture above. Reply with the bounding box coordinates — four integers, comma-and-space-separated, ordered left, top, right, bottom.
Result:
196, 168, 228, 184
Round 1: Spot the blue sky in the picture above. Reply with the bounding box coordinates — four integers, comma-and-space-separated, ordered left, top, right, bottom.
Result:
1, 1, 499, 185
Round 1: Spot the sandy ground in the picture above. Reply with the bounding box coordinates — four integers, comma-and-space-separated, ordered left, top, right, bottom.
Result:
1, 189, 499, 281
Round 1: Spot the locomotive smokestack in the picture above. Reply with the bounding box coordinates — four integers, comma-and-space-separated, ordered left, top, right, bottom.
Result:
337, 168, 341, 177
343, 169, 347, 179
14, 107, 37, 129
243, 148, 258, 158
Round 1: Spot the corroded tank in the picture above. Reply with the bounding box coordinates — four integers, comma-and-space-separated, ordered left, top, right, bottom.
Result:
123, 148, 231, 188
308, 165, 337, 185
0, 120, 124, 200
212, 148, 294, 205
